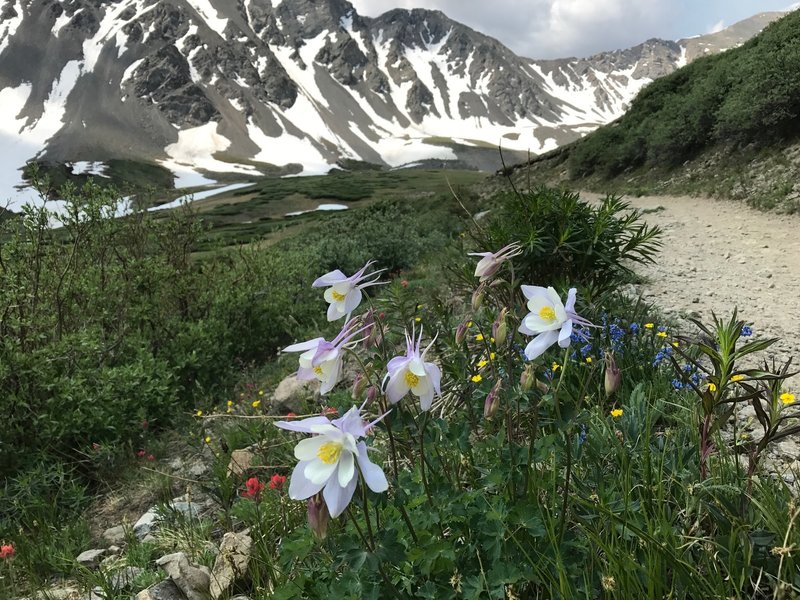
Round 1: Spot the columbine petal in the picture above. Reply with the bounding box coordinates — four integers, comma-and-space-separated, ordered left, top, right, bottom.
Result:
426, 363, 442, 397
304, 459, 338, 485
323, 472, 358, 518
386, 370, 411, 404
408, 357, 427, 377
337, 449, 355, 487
312, 269, 347, 287
524, 329, 560, 361
294, 436, 328, 461
284, 338, 324, 353
418, 384, 435, 411
558, 320, 573, 348
356, 442, 388, 493
288, 460, 326, 500
343, 288, 362, 315
319, 359, 341, 395
275, 416, 332, 433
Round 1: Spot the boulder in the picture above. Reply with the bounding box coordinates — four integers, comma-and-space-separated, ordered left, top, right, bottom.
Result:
76, 548, 107, 568
209, 531, 253, 599
227, 449, 255, 477
135, 579, 188, 600
102, 524, 127, 545
156, 552, 211, 600
271, 374, 318, 414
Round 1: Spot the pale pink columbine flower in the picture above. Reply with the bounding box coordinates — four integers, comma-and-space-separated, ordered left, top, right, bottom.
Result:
274, 403, 389, 518
518, 286, 592, 361
283, 319, 369, 394
468, 242, 522, 282
312, 261, 385, 322
384, 327, 442, 411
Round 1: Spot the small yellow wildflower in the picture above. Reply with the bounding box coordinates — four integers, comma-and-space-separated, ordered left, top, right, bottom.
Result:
731, 375, 745, 382
552, 362, 561, 372
489, 352, 496, 361
671, 341, 679, 347
477, 359, 488, 368
258, 390, 264, 396
475, 333, 484, 342
415, 317, 422, 322
490, 337, 495, 344
204, 436, 211, 444
707, 383, 717, 392
781, 392, 796, 406
586, 357, 592, 364
644, 323, 654, 329
657, 331, 667, 338
226, 407, 232, 414
471, 374, 483, 383
467, 321, 474, 327
195, 410, 203, 417
416, 304, 423, 310
252, 400, 261, 408
227, 400, 233, 407
610, 409, 623, 418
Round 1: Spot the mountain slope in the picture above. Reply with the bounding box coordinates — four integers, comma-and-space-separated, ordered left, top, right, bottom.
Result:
499, 10, 800, 212
0, 0, 786, 208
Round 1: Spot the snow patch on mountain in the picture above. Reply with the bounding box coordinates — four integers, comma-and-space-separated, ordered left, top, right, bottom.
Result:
163, 122, 260, 176
0, 0, 23, 55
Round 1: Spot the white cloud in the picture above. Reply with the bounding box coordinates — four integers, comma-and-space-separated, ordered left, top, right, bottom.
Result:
708, 19, 726, 33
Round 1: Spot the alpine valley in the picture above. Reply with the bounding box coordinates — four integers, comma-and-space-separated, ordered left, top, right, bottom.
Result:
0, 0, 786, 208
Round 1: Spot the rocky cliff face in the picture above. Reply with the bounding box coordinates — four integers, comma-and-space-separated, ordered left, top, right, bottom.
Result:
0, 0, 787, 204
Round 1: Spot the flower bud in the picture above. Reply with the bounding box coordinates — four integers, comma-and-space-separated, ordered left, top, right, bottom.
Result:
366, 385, 378, 405
604, 352, 621, 398
455, 321, 468, 345
471, 287, 484, 311
520, 364, 534, 392
492, 308, 508, 343
307, 494, 330, 541
536, 379, 550, 393
351, 373, 368, 400
483, 380, 502, 419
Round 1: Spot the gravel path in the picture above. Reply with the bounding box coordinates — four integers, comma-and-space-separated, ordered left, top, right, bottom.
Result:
583, 192, 800, 385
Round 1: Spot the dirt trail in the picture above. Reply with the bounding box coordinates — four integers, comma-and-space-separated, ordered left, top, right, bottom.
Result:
583, 192, 800, 385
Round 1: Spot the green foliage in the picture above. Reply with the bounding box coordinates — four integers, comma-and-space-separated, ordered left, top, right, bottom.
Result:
567, 11, 800, 177
476, 187, 662, 298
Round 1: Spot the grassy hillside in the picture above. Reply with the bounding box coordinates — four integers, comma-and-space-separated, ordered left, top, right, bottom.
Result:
505, 10, 800, 211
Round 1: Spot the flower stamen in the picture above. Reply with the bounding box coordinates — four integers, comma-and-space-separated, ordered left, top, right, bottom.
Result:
539, 306, 556, 322
317, 442, 343, 464
405, 371, 420, 388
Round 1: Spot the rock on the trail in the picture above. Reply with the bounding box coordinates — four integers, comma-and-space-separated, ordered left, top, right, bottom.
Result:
210, 531, 253, 599
156, 552, 212, 600
271, 374, 319, 413
102, 524, 127, 545
76, 548, 107, 568
135, 579, 188, 600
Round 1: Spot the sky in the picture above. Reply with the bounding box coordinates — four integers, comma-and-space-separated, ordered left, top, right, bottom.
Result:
349, 0, 797, 59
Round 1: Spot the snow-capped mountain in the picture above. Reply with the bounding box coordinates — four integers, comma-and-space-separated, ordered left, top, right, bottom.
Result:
0, 0, 786, 206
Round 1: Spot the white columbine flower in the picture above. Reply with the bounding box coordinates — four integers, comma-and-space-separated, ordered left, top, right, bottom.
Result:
518, 286, 592, 361
313, 260, 385, 322
283, 319, 368, 394
468, 242, 522, 282
275, 404, 389, 518
384, 327, 442, 411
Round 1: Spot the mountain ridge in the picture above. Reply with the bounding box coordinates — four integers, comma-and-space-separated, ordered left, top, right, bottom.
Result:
0, 0, 788, 208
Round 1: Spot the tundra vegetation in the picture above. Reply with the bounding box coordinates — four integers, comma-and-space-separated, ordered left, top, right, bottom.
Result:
0, 175, 798, 599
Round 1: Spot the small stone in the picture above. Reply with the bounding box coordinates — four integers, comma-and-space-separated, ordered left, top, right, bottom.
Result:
271, 374, 319, 413
692, 297, 700, 304
134, 509, 161, 539
210, 532, 253, 599
768, 282, 776, 289
135, 579, 188, 600
102, 525, 127, 545
227, 449, 255, 477
724, 252, 731, 259
107, 545, 121, 555
156, 552, 211, 600
111, 566, 144, 590
76, 549, 107, 568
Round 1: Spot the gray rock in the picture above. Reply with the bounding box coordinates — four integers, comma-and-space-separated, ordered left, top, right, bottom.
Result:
102, 525, 127, 545
76, 548, 107, 568
227, 449, 255, 477
33, 584, 81, 600
271, 375, 319, 414
134, 509, 161, 539
210, 531, 253, 599
156, 552, 211, 600
135, 579, 188, 600
111, 566, 144, 590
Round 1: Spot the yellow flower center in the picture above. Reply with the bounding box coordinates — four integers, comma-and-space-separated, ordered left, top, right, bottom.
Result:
539, 306, 557, 322
405, 371, 420, 388
331, 290, 347, 302
313, 366, 324, 376
317, 441, 343, 465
